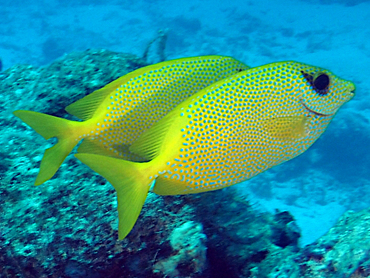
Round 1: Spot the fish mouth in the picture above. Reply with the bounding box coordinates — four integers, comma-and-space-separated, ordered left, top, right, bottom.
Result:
300, 99, 333, 117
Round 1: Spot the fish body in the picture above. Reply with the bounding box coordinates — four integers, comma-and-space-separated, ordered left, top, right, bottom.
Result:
13, 56, 248, 185
76, 61, 355, 239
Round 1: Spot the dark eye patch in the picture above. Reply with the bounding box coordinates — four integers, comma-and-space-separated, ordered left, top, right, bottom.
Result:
313, 73, 330, 92
301, 71, 330, 96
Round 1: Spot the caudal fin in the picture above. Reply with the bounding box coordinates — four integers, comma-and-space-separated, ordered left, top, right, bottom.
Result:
75, 153, 152, 239
13, 110, 81, 185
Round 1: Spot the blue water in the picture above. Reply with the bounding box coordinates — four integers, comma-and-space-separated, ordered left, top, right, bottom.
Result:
1, 0, 370, 276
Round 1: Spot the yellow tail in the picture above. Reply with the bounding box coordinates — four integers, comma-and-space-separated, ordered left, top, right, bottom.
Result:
13, 110, 82, 185
75, 153, 153, 239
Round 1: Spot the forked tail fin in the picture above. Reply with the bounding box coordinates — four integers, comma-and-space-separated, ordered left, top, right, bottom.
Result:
75, 153, 153, 239
13, 110, 81, 185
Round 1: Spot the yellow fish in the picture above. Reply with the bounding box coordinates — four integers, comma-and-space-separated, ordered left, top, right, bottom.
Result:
75, 61, 355, 239
13, 56, 248, 185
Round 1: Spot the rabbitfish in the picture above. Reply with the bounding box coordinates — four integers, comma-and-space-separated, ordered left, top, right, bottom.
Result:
75, 61, 355, 239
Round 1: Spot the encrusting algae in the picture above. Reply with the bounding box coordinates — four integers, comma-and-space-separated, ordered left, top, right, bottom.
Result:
14, 57, 355, 239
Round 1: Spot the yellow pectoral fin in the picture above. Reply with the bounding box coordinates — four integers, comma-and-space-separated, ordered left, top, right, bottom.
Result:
75, 153, 153, 239
263, 116, 309, 141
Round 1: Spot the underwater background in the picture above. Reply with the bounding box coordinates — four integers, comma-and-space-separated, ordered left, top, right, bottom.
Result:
1, 0, 370, 277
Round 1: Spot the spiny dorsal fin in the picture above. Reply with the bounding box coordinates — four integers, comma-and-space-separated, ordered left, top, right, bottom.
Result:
129, 111, 177, 160
64, 66, 154, 120
65, 62, 165, 120
65, 86, 112, 120
65, 55, 248, 121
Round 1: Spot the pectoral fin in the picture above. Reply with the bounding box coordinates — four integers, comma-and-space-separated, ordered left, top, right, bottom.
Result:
263, 116, 309, 141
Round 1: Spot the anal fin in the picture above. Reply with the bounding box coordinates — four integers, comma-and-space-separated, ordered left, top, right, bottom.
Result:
78, 139, 148, 161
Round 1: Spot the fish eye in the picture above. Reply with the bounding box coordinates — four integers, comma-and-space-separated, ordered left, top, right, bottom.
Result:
313, 73, 330, 95
301, 71, 330, 96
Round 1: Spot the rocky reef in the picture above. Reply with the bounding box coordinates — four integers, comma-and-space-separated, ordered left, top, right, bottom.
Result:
0, 49, 369, 278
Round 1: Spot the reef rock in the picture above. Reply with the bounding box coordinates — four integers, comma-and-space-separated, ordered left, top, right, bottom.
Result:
1, 49, 369, 278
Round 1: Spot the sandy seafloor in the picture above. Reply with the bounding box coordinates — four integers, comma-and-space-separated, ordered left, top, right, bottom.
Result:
1, 0, 370, 247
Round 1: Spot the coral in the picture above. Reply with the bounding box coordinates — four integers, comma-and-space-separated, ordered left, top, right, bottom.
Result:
153, 221, 207, 277
142, 29, 168, 63
2, 48, 370, 278
0, 49, 146, 120
258, 208, 370, 278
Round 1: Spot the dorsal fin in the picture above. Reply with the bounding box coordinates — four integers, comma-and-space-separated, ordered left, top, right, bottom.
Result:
65, 55, 249, 121
65, 63, 164, 120
64, 66, 154, 120
65, 86, 113, 120
129, 111, 177, 160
